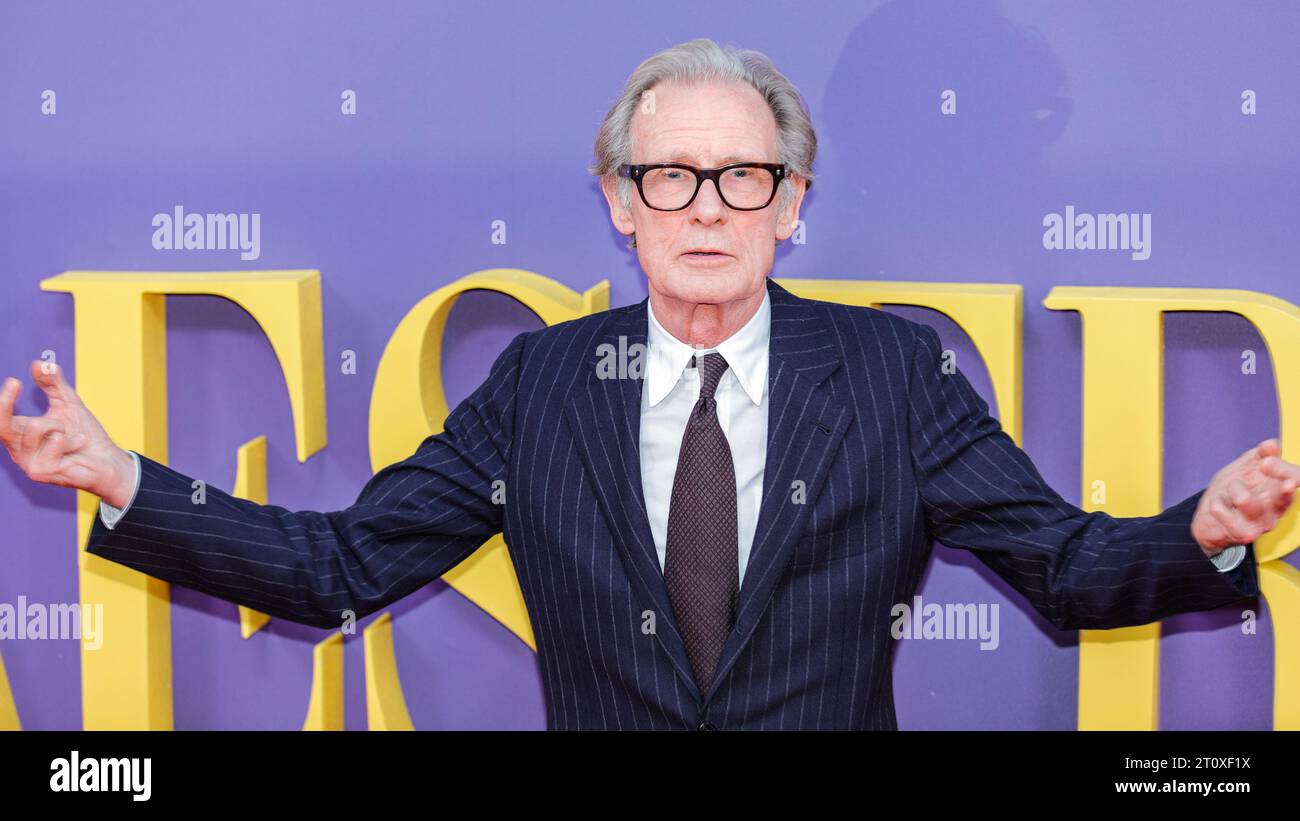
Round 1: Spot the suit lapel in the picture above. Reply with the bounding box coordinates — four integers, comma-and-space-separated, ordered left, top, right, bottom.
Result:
562, 303, 705, 702
704, 278, 854, 700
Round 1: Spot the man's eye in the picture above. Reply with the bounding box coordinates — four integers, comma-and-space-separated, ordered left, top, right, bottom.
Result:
729, 169, 750, 178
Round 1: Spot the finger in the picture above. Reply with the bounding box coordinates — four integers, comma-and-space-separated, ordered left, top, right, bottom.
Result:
1261, 453, 1300, 482
0, 377, 21, 443
1257, 438, 1282, 459
1241, 477, 1293, 525
30, 359, 79, 409
17, 416, 66, 465
1209, 497, 1264, 545
1226, 478, 1265, 519
1266, 475, 1298, 513
1276, 486, 1296, 514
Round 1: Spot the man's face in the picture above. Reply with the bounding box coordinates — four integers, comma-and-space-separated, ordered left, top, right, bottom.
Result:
602, 79, 807, 306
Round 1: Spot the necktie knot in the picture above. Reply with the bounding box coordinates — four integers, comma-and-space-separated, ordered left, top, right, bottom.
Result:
691, 351, 730, 401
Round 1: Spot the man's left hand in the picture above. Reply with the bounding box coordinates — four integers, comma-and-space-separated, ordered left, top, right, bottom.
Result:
1192, 438, 1300, 557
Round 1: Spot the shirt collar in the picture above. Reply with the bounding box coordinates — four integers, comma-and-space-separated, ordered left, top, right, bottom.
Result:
645, 287, 770, 407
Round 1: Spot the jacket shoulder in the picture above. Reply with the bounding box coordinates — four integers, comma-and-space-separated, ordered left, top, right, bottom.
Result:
503, 303, 636, 385
527, 303, 631, 341
794, 295, 933, 360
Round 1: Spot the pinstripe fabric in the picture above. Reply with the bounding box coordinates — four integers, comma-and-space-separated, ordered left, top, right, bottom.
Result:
85, 277, 1260, 730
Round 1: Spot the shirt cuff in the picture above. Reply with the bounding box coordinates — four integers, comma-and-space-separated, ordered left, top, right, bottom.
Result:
99, 450, 141, 531
1207, 543, 1247, 573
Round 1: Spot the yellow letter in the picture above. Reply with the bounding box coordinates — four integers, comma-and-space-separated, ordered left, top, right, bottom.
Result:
369, 269, 609, 651
1044, 286, 1300, 729
41, 270, 326, 729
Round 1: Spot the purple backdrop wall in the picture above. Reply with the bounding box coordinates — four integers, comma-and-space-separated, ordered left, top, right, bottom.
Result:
1, 0, 1296, 729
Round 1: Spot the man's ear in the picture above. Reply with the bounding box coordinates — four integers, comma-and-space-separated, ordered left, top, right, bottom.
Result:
600, 175, 636, 239
774, 175, 808, 242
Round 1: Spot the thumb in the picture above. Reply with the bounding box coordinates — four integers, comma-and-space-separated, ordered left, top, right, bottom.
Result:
66, 431, 88, 451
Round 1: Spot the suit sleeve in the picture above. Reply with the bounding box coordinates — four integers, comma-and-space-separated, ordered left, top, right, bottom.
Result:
84, 330, 529, 630
905, 323, 1260, 631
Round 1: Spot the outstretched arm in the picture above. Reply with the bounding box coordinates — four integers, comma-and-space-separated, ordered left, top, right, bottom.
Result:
3, 332, 529, 630
906, 324, 1273, 631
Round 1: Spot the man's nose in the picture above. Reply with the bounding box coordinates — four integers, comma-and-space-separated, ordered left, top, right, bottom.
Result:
688, 177, 727, 222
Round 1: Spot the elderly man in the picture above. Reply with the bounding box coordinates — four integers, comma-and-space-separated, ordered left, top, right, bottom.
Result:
2, 38, 1297, 730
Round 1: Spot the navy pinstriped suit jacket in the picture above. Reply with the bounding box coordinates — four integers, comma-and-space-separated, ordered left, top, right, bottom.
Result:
86, 277, 1259, 729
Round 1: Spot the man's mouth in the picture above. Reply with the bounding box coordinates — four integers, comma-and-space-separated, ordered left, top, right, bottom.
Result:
684, 250, 729, 258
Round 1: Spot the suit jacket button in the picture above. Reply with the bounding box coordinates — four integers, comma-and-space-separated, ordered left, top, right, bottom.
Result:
697, 722, 717, 731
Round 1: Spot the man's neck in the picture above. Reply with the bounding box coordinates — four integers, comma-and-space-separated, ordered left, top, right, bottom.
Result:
647, 283, 766, 349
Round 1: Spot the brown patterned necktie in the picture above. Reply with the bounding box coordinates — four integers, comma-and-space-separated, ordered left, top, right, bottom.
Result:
663, 351, 739, 694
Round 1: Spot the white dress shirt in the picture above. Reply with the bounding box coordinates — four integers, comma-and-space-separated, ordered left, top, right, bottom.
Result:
99, 286, 1245, 577
639, 289, 769, 583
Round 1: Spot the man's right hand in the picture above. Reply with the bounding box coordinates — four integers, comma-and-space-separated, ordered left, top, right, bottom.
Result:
0, 360, 137, 508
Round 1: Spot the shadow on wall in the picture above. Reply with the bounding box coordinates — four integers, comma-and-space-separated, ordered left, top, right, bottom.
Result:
821, 0, 1073, 269
822, 0, 1078, 641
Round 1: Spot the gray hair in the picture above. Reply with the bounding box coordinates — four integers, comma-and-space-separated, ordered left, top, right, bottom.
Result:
588, 38, 816, 249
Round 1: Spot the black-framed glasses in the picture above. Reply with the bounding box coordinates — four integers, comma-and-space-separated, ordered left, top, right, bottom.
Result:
618, 162, 786, 211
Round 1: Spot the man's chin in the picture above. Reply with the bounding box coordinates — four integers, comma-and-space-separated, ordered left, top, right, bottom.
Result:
658, 272, 745, 304
660, 279, 743, 305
